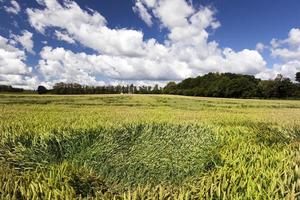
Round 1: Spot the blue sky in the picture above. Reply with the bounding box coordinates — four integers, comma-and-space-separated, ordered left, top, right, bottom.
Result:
0, 0, 300, 88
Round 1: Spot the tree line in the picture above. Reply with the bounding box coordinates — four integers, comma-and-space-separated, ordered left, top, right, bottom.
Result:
37, 82, 163, 95
39, 72, 300, 98
2, 72, 300, 99
0, 85, 24, 93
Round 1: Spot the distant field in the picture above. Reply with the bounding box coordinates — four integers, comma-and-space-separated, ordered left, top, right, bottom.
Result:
1, 94, 300, 199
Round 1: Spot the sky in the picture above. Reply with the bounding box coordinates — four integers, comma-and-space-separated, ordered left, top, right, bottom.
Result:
0, 0, 300, 89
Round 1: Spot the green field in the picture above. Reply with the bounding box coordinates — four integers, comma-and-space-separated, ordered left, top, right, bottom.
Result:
1, 94, 300, 199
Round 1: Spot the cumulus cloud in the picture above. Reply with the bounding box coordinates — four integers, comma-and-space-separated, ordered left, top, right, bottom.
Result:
153, 0, 194, 29
3, 0, 20, 14
270, 28, 300, 61
0, 35, 29, 75
0, 74, 39, 89
0, 35, 38, 88
11, 30, 35, 54
256, 61, 300, 81
272, 48, 300, 61
222, 48, 266, 75
256, 28, 300, 80
38, 46, 189, 84
286, 28, 300, 46
134, 0, 220, 44
54, 30, 75, 44
27, 0, 147, 57
25, 0, 267, 87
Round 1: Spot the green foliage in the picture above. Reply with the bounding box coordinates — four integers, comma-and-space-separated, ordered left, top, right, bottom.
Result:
169, 73, 261, 98
37, 85, 48, 94
52, 82, 163, 95
296, 72, 300, 83
165, 72, 300, 98
163, 81, 177, 94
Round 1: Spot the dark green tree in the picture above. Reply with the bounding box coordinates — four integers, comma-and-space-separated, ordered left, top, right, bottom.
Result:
37, 85, 48, 94
296, 72, 300, 83
163, 82, 177, 94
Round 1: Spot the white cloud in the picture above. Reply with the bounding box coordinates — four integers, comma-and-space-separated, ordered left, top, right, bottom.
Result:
0, 74, 39, 89
0, 35, 29, 75
27, 0, 106, 33
11, 30, 35, 54
133, 1, 153, 26
270, 28, 300, 62
140, 0, 157, 8
286, 28, 300, 46
54, 30, 75, 44
255, 28, 300, 81
37, 44, 266, 87
153, 0, 194, 29
256, 43, 265, 53
256, 61, 300, 81
0, 35, 38, 88
27, 0, 146, 57
274, 61, 300, 79
271, 48, 300, 61
24, 0, 269, 87
4, 0, 20, 14
270, 38, 281, 49
222, 48, 266, 75
38, 46, 189, 84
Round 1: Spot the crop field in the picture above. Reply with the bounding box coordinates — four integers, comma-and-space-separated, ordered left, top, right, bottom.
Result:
0, 94, 300, 199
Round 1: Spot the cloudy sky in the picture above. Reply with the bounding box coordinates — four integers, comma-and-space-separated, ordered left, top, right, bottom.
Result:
0, 0, 300, 89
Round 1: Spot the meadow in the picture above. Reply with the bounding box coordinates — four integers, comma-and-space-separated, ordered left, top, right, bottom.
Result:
0, 94, 300, 199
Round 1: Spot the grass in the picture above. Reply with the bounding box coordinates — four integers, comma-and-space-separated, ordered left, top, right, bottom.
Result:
0, 94, 300, 199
